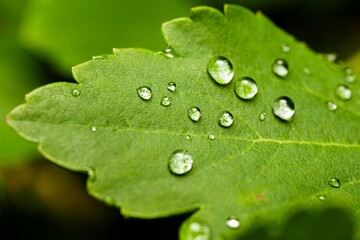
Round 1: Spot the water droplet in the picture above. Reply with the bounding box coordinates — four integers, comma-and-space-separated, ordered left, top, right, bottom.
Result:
104, 196, 115, 205
188, 107, 202, 122
208, 134, 215, 140
272, 59, 289, 78
185, 135, 192, 141
328, 178, 340, 188
325, 101, 337, 112
226, 215, 240, 229
207, 56, 234, 85
92, 55, 107, 60
72, 89, 80, 97
90, 126, 97, 132
344, 67, 356, 83
235, 77, 258, 100
162, 47, 175, 58
218, 111, 234, 128
259, 112, 267, 121
168, 150, 193, 175
335, 84, 351, 101
303, 67, 311, 76
137, 86, 152, 101
317, 195, 327, 202
281, 43, 290, 53
184, 221, 211, 240
167, 82, 176, 92
272, 96, 295, 121
160, 97, 171, 107
324, 53, 337, 62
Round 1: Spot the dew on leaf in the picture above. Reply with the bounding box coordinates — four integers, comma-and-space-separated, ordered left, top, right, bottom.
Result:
235, 77, 258, 100
272, 59, 289, 78
325, 101, 337, 112
218, 111, 234, 128
226, 215, 240, 229
259, 112, 267, 121
208, 134, 215, 140
160, 97, 171, 107
280, 43, 290, 53
184, 221, 211, 240
168, 150, 193, 175
303, 67, 311, 76
188, 107, 202, 122
344, 67, 356, 83
335, 84, 351, 101
72, 89, 80, 97
272, 96, 295, 121
92, 55, 107, 60
317, 195, 327, 202
328, 178, 340, 188
324, 52, 337, 62
167, 82, 176, 92
207, 56, 234, 85
163, 47, 175, 58
185, 135, 192, 141
137, 86, 152, 100
90, 126, 97, 132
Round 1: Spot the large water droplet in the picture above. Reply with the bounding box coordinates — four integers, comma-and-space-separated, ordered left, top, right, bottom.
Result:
344, 67, 356, 83
325, 101, 337, 112
226, 215, 240, 229
137, 86, 152, 100
90, 126, 97, 132
235, 77, 258, 100
328, 178, 340, 188
272, 96, 295, 121
335, 84, 351, 101
324, 53, 337, 62
184, 221, 211, 240
272, 59, 289, 78
281, 43, 290, 53
259, 112, 267, 121
163, 47, 175, 58
167, 82, 176, 92
207, 56, 234, 85
218, 111, 234, 128
160, 97, 171, 107
208, 134, 215, 140
168, 150, 193, 175
188, 107, 202, 122
72, 89, 81, 97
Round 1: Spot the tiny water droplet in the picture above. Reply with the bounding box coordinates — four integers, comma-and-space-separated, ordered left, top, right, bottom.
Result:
104, 196, 115, 205
328, 178, 340, 188
208, 134, 215, 140
163, 47, 175, 58
72, 89, 80, 97
218, 111, 234, 128
303, 67, 311, 75
335, 84, 351, 101
281, 43, 290, 53
167, 82, 176, 92
344, 67, 356, 83
137, 86, 152, 100
259, 112, 267, 121
92, 55, 107, 60
188, 107, 202, 122
184, 221, 211, 240
226, 215, 240, 229
272, 59, 289, 78
90, 126, 97, 132
185, 135, 192, 141
317, 195, 327, 202
325, 101, 337, 112
207, 56, 234, 85
235, 77, 258, 100
168, 150, 193, 175
324, 53, 337, 62
160, 97, 171, 107
272, 96, 295, 121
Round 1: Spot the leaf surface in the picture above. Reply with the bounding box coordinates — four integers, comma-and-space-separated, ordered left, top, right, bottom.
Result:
7, 5, 360, 239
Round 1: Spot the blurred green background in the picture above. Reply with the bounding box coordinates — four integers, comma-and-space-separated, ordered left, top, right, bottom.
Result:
1, 0, 359, 239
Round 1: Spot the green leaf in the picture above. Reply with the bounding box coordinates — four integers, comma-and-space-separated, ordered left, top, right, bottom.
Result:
18, 0, 201, 76
7, 5, 360, 239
